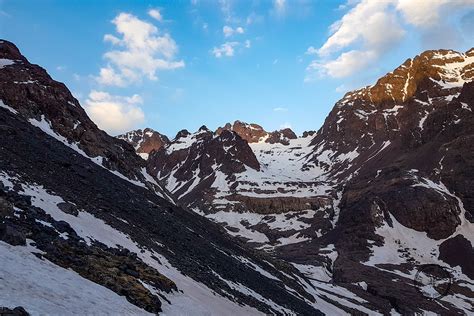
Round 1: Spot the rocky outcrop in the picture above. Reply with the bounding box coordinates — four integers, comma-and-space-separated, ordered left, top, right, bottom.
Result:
228, 195, 331, 214
0, 307, 29, 316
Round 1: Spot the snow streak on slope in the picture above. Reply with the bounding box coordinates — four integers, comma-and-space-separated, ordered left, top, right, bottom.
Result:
0, 241, 153, 315
22, 110, 167, 199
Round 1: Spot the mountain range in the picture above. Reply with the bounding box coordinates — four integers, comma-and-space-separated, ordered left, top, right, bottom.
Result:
1, 39, 473, 315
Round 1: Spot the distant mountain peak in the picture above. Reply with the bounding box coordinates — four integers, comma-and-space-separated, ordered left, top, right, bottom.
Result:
216, 120, 297, 145
117, 128, 170, 160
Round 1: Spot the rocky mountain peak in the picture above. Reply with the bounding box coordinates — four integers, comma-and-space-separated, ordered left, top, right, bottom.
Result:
216, 120, 297, 145
302, 130, 316, 137
0, 40, 26, 61
198, 125, 210, 132
117, 128, 170, 160
339, 48, 474, 107
216, 120, 267, 143
175, 129, 190, 139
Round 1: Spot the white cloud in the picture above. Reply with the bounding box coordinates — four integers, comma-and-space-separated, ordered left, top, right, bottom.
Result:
306, 0, 473, 80
211, 39, 250, 58
223, 26, 233, 37
97, 13, 184, 87
318, 1, 403, 57
212, 42, 239, 58
274, 0, 287, 16
148, 9, 163, 22
395, 0, 473, 27
223, 25, 244, 37
85, 90, 145, 134
305, 46, 318, 55
219, 0, 234, 23
306, 50, 376, 80
273, 107, 288, 112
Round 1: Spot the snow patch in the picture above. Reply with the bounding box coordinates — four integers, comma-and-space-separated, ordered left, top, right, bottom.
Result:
0, 99, 18, 114
0, 241, 152, 315
0, 58, 15, 68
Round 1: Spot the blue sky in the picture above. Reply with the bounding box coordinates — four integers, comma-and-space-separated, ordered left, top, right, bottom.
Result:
1, 0, 473, 137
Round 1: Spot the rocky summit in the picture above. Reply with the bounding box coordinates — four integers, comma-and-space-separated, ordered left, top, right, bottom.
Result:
1, 38, 473, 315
117, 128, 170, 160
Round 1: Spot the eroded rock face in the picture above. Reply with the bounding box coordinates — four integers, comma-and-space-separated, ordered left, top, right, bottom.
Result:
117, 128, 170, 159
228, 195, 331, 214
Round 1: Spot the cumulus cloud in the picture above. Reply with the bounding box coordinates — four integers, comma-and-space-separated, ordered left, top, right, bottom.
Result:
212, 42, 239, 58
395, 0, 473, 27
148, 9, 163, 22
97, 13, 184, 87
85, 90, 145, 134
212, 40, 250, 58
306, 50, 376, 80
306, 0, 474, 80
223, 25, 244, 37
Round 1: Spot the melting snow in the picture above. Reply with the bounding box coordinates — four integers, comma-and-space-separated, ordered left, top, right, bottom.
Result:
0, 99, 18, 114
0, 58, 15, 68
